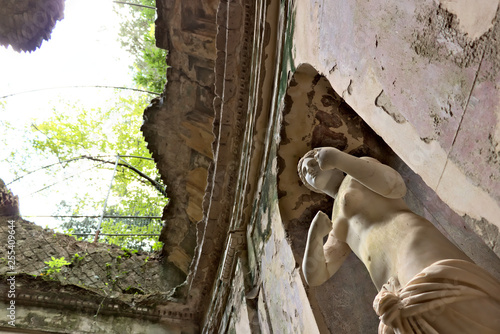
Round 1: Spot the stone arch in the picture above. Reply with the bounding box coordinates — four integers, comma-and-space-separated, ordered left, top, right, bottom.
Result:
277, 64, 384, 332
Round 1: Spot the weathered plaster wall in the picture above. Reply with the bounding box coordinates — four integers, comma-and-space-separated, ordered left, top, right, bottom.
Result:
214, 154, 324, 334
193, 0, 266, 324
217, 259, 255, 333
211, 1, 500, 332
292, 0, 500, 259
251, 198, 322, 334
199, 0, 326, 332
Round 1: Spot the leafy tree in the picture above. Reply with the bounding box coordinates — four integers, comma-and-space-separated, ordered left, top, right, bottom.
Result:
31, 95, 149, 160
114, 0, 167, 93
27, 93, 168, 251
132, 25, 168, 93
2, 1, 170, 252
57, 201, 164, 251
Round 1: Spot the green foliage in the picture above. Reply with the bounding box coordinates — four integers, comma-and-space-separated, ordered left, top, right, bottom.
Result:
115, 0, 167, 93
3, 1, 169, 253
31, 95, 152, 161
27, 94, 167, 251
132, 25, 168, 93
44, 256, 71, 275
72, 253, 85, 263
121, 247, 139, 257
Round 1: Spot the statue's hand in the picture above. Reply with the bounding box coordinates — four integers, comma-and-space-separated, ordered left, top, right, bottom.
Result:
309, 211, 332, 238
313, 147, 340, 170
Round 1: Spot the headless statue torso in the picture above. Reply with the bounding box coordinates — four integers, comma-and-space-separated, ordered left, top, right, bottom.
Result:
299, 148, 471, 291
300, 147, 500, 333
332, 174, 470, 290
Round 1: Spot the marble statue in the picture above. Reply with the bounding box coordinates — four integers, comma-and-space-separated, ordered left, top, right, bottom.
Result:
298, 147, 500, 334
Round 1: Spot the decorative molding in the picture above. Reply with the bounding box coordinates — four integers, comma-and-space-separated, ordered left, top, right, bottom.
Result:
220, 230, 246, 283
187, 0, 257, 314
198, 0, 286, 331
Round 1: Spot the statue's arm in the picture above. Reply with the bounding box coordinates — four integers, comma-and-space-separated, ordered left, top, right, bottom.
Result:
303, 211, 351, 286
314, 147, 406, 199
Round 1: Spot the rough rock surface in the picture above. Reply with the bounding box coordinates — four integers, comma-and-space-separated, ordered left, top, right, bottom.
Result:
0, 179, 19, 216
0, 0, 65, 52
141, 0, 217, 279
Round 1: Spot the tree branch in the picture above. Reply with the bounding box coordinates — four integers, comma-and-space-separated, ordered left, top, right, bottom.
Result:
81, 155, 167, 198
113, 1, 156, 10
1, 85, 160, 99
8, 157, 86, 185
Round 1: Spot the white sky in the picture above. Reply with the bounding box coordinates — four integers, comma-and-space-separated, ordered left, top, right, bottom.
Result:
0, 0, 138, 228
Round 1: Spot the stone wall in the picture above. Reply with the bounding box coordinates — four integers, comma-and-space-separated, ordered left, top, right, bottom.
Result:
0, 301, 187, 334
0, 217, 183, 300
142, 0, 217, 282
0, 179, 18, 216
199, 0, 327, 332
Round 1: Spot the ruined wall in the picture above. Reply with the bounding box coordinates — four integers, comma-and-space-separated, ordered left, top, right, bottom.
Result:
0, 218, 182, 300
0, 179, 18, 217
201, 0, 326, 332
207, 163, 322, 334
0, 216, 197, 333
142, 0, 217, 282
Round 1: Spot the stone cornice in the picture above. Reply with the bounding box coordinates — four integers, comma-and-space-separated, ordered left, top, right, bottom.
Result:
0, 274, 196, 323
220, 230, 246, 283
142, 0, 217, 290
197, 0, 286, 331
186, 0, 257, 317
143, 0, 284, 327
